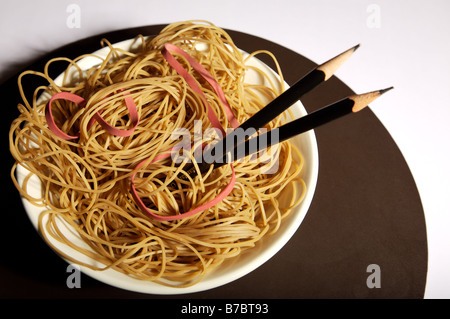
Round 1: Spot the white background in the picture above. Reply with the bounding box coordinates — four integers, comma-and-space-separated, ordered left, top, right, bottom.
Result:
1, 0, 449, 299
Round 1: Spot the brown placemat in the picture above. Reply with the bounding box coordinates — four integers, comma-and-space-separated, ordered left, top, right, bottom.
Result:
0, 25, 427, 299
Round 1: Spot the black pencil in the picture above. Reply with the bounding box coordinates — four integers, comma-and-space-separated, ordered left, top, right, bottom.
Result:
168, 87, 393, 187
209, 87, 394, 169
203, 43, 360, 165
162, 45, 397, 192
173, 44, 361, 182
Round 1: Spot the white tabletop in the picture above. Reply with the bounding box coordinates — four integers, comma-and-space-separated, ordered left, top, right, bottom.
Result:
1, 0, 449, 299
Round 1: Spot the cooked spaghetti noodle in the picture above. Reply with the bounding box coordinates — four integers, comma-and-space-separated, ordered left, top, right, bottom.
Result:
9, 20, 306, 287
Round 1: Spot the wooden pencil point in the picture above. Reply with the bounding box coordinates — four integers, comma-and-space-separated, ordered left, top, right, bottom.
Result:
317, 44, 360, 81
351, 87, 393, 112
379, 86, 394, 95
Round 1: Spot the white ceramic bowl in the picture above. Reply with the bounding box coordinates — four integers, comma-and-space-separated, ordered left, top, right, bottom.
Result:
16, 38, 319, 295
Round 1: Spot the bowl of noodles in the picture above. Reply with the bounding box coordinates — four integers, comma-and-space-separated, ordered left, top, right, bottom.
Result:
10, 21, 318, 294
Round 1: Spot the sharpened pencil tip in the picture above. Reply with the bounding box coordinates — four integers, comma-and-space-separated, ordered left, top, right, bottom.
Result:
379, 86, 394, 95
350, 87, 392, 112
317, 45, 359, 81
353, 43, 361, 52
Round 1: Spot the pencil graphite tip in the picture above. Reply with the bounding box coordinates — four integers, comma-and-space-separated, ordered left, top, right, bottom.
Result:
379, 86, 394, 95
350, 87, 393, 112
352, 43, 361, 52
318, 44, 359, 81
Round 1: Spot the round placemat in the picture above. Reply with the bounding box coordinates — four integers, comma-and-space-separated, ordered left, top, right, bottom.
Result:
0, 25, 427, 299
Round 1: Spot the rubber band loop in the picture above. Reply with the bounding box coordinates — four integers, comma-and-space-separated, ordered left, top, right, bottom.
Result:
45, 92, 86, 140
130, 43, 240, 221
162, 43, 240, 132
131, 157, 235, 221
46, 43, 241, 221
45, 91, 138, 140
92, 91, 139, 137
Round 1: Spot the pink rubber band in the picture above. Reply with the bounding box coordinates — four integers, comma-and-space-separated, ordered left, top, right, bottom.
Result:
92, 92, 139, 137
45, 43, 241, 221
45, 92, 86, 140
130, 153, 236, 222
130, 43, 240, 221
162, 43, 240, 131
45, 91, 139, 139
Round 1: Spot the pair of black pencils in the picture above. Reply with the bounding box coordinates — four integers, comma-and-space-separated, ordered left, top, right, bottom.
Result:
168, 44, 393, 184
